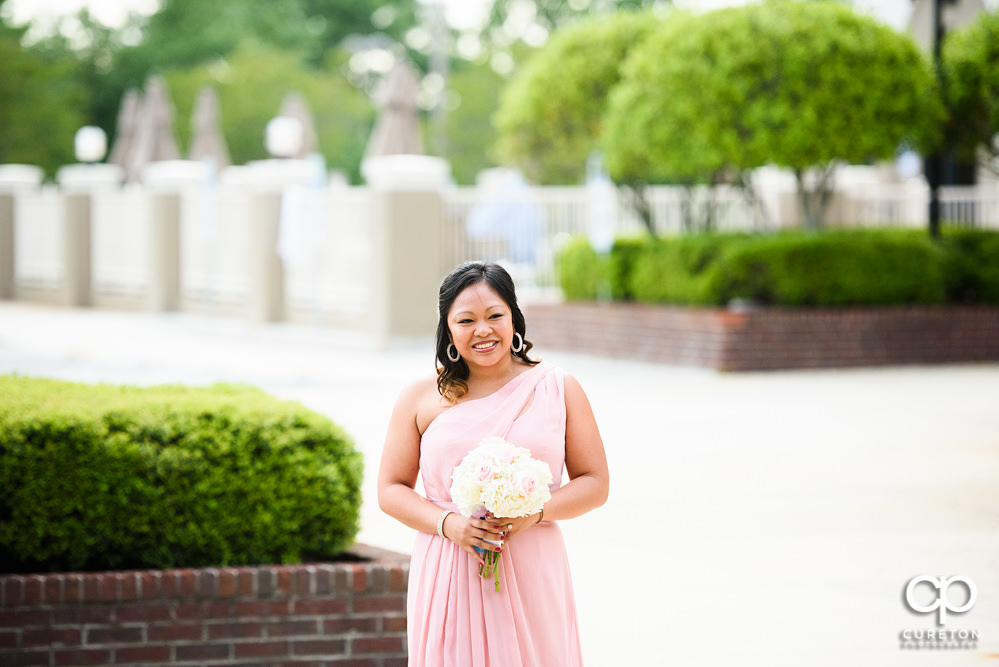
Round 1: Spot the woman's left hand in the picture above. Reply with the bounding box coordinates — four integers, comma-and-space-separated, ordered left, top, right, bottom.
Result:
486, 511, 540, 542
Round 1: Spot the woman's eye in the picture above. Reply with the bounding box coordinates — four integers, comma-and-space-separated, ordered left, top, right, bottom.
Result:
458, 319, 472, 324
489, 313, 503, 319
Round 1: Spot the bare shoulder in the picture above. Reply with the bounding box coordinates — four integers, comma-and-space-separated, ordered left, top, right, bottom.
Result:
396, 375, 449, 435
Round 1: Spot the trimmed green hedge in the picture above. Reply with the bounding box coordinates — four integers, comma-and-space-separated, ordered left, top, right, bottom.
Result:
0, 378, 363, 573
557, 229, 999, 307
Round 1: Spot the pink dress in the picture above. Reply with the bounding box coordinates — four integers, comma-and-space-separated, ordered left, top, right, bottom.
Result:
407, 361, 583, 667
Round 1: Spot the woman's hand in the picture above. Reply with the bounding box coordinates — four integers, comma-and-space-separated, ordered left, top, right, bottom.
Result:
442, 513, 508, 566
486, 512, 540, 542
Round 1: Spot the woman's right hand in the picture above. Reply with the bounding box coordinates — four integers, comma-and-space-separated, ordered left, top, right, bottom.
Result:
442, 513, 506, 566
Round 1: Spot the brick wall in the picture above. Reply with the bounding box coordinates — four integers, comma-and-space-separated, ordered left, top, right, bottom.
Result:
0, 544, 409, 667
525, 303, 999, 371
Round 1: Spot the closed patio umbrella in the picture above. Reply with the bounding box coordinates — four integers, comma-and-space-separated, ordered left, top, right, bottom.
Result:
364, 61, 424, 158
188, 85, 230, 171
126, 76, 180, 181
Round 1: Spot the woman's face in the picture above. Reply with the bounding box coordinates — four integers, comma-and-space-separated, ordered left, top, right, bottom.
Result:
447, 281, 515, 369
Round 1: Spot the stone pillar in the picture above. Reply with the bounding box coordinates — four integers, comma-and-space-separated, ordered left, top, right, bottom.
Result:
62, 193, 92, 307
0, 193, 12, 299
248, 192, 284, 322
148, 193, 180, 311
363, 155, 450, 343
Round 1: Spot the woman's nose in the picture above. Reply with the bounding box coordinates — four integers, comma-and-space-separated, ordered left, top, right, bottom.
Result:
474, 322, 493, 336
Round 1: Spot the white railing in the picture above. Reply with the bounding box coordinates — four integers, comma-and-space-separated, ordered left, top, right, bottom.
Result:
6, 178, 998, 313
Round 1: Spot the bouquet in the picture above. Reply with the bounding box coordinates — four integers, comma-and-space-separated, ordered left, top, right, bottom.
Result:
449, 436, 553, 592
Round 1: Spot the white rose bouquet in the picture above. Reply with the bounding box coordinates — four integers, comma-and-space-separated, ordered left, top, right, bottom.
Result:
449, 436, 553, 592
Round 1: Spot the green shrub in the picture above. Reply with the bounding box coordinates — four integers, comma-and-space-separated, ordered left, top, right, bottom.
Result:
557, 236, 604, 300
557, 229, 999, 307
0, 378, 363, 573
607, 236, 649, 301
629, 234, 734, 305
711, 231, 948, 306
941, 229, 999, 304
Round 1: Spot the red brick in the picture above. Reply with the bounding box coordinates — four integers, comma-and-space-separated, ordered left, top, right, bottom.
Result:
293, 638, 347, 655
54, 648, 113, 666
275, 569, 292, 596
2, 650, 49, 666
175, 601, 232, 620
234, 640, 288, 658
23, 577, 43, 606
322, 660, 377, 667
351, 566, 367, 592
218, 570, 238, 597
0, 609, 50, 628
323, 616, 378, 634
85, 626, 143, 644
236, 570, 255, 597
53, 606, 112, 625
99, 574, 119, 602
233, 600, 290, 618
63, 575, 82, 603
293, 569, 312, 595
382, 615, 407, 632
159, 572, 179, 598
198, 570, 218, 597
176, 643, 229, 660
53, 648, 111, 667
352, 595, 405, 613
81, 575, 102, 602
113, 645, 171, 663
176, 570, 197, 597
116, 603, 171, 623
389, 566, 407, 592
352, 635, 405, 654
383, 658, 409, 667
266, 619, 318, 637
23, 627, 81, 646
44, 576, 63, 604
139, 572, 160, 599
314, 567, 334, 595
0, 629, 18, 647
148, 623, 202, 641
292, 598, 348, 616
2, 577, 25, 606
207, 621, 263, 639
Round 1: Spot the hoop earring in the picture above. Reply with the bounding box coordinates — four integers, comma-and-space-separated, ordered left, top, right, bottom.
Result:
511, 332, 524, 354
447, 343, 461, 363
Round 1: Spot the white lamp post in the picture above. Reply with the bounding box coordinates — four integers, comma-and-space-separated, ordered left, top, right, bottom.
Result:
74, 126, 107, 164
265, 116, 305, 159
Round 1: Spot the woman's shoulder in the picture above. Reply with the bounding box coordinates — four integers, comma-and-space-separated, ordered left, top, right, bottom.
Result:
396, 374, 441, 406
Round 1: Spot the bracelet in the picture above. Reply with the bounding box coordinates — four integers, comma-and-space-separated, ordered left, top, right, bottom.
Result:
436, 510, 453, 539
535, 508, 544, 524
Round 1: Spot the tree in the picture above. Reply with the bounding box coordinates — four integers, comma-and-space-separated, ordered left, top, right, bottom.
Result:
494, 10, 660, 186
0, 1, 88, 176
942, 8, 999, 175
603, 1, 942, 229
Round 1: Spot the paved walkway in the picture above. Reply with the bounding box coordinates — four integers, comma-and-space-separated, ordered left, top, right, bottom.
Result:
1, 302, 997, 666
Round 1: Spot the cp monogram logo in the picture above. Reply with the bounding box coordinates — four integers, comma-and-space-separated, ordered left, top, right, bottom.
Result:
905, 575, 976, 625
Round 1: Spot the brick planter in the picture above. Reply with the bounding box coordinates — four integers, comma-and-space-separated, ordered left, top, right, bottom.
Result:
525, 303, 999, 371
0, 544, 409, 667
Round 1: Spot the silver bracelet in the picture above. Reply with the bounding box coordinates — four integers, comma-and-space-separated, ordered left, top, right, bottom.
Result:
436, 510, 453, 539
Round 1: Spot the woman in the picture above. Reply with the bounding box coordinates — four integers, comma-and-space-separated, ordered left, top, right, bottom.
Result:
378, 261, 609, 667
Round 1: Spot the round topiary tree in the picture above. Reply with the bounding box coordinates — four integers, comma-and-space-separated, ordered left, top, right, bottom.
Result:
604, 0, 942, 229
494, 10, 663, 187
942, 8, 999, 174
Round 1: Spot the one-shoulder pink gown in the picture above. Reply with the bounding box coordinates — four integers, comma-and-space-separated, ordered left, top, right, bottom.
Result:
407, 361, 583, 667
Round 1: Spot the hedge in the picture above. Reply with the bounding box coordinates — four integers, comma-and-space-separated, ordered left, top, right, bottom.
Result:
557, 229, 999, 307
0, 378, 363, 574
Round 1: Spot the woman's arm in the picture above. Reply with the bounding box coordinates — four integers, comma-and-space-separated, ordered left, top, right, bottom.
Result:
539, 373, 609, 520
376, 380, 505, 565
503, 372, 609, 540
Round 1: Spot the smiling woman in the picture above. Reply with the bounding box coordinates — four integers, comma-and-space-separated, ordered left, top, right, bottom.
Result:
377, 261, 609, 666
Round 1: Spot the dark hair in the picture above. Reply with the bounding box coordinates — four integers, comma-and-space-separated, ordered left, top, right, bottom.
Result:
436, 262, 539, 401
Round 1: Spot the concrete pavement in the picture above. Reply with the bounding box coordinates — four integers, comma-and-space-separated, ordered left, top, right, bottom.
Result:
1, 301, 997, 666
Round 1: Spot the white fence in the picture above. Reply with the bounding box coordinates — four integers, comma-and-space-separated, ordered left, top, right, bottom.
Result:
3, 180, 998, 316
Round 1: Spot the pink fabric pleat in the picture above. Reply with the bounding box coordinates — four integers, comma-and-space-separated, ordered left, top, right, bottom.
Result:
407, 361, 583, 667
